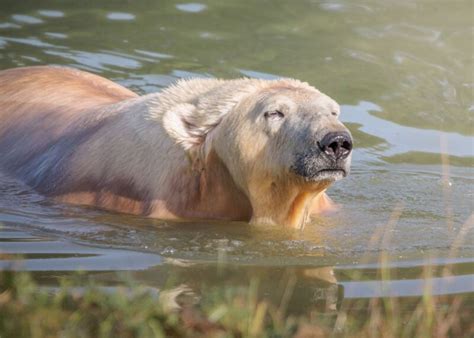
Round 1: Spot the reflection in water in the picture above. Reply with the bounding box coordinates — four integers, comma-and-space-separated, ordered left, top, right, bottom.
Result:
1, 226, 473, 316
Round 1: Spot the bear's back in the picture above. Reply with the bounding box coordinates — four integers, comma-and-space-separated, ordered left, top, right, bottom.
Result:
0, 66, 138, 193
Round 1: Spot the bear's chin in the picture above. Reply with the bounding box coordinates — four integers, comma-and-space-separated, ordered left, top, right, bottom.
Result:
303, 169, 346, 182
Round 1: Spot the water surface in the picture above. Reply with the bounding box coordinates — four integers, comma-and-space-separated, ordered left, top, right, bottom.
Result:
0, 0, 473, 316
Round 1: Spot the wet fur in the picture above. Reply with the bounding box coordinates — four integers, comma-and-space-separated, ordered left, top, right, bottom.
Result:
0, 66, 343, 228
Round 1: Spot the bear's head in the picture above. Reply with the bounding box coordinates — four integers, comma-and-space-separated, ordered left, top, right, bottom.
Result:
211, 79, 352, 228
162, 78, 352, 228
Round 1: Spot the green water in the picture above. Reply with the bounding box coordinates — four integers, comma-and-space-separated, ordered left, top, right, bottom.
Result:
0, 0, 473, 319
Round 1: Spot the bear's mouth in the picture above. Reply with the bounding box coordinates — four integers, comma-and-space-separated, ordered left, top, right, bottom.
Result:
309, 169, 346, 181
291, 152, 350, 182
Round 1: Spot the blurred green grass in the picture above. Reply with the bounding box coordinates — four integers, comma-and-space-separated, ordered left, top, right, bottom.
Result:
1, 270, 472, 338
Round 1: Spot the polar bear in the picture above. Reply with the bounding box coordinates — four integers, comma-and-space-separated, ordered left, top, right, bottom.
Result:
0, 66, 352, 229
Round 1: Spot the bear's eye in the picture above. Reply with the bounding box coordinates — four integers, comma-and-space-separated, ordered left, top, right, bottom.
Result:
264, 110, 285, 120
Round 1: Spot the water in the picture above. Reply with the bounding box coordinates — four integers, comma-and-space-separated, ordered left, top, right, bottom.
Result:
0, 0, 473, 316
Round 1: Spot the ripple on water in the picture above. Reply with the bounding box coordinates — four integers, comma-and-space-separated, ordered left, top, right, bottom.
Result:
44, 49, 142, 71
106, 12, 136, 21
384, 23, 441, 42
38, 10, 65, 18
344, 48, 380, 65
319, 2, 346, 12
0, 22, 21, 29
11, 14, 44, 25
44, 32, 68, 39
134, 49, 173, 59
1, 36, 57, 48
175, 3, 207, 13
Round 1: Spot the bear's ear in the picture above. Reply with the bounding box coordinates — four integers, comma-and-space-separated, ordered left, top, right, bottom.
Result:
162, 103, 218, 170
163, 103, 201, 151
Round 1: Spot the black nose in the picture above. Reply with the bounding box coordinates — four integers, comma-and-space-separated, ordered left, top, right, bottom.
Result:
318, 132, 353, 160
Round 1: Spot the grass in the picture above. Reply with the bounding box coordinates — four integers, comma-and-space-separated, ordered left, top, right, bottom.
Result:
0, 268, 472, 338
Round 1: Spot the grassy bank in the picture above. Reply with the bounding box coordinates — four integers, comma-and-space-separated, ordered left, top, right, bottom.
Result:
0, 271, 472, 338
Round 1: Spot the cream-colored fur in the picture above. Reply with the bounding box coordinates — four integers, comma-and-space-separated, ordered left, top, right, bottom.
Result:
0, 66, 351, 228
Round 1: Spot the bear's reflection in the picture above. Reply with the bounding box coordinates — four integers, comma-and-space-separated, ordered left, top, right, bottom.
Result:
110, 262, 345, 316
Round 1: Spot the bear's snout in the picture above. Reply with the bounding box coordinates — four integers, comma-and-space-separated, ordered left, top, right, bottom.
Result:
290, 130, 352, 182
317, 131, 352, 160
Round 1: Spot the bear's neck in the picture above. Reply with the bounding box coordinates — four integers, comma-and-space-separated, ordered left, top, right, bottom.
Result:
168, 149, 253, 221
182, 150, 331, 228
146, 145, 328, 227
247, 177, 331, 229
